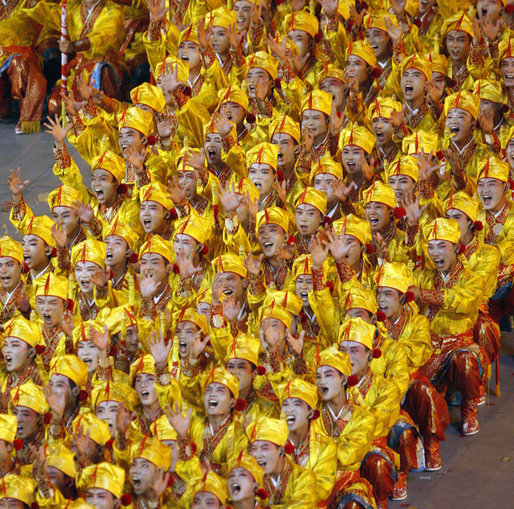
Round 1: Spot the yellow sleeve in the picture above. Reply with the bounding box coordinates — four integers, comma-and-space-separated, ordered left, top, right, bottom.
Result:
309, 435, 338, 502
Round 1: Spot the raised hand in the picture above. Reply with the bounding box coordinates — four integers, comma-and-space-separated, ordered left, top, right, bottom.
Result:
390, 0, 406, 17
51, 222, 67, 249
384, 16, 402, 43
147, 329, 172, 366
242, 190, 258, 220
478, 109, 494, 135
331, 179, 352, 203
318, 0, 339, 17
274, 179, 288, 205
147, 0, 169, 23
222, 294, 241, 323
147, 468, 170, 502
425, 79, 441, 104
60, 311, 74, 339
286, 329, 305, 357
216, 183, 241, 213
164, 403, 192, 439
190, 330, 210, 360
125, 145, 147, 174
330, 100, 345, 137
244, 252, 264, 276
227, 22, 243, 49
197, 19, 212, 51
260, 319, 283, 353
289, 45, 311, 74
214, 110, 232, 137
72, 425, 91, 461
309, 233, 330, 268
8, 168, 30, 200
61, 92, 86, 117
266, 35, 287, 65
167, 175, 187, 205
162, 62, 183, 94
401, 190, 428, 225
479, 14, 501, 42
278, 242, 295, 261
373, 232, 388, 259
155, 111, 173, 139
43, 385, 65, 422
326, 225, 350, 263
175, 250, 202, 279
89, 324, 110, 352
77, 74, 96, 102
14, 287, 30, 314
390, 105, 406, 128
115, 402, 135, 435
417, 148, 439, 181
72, 200, 95, 224
348, 4, 365, 28
185, 148, 206, 171
251, 0, 265, 26
361, 154, 375, 181
44, 115, 72, 147
301, 125, 315, 154
343, 69, 359, 96
138, 274, 160, 299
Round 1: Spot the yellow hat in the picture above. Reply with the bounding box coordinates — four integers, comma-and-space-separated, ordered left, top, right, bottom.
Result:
310, 154, 343, 182
368, 97, 402, 120
178, 23, 199, 46
21, 215, 55, 247
130, 355, 155, 383
3, 315, 43, 349
402, 130, 439, 156
376, 262, 413, 294
140, 182, 173, 210
401, 53, 431, 81
256, 207, 290, 233
131, 436, 172, 471
0, 475, 36, 505
0, 236, 23, 265
118, 106, 154, 137
104, 218, 139, 252
0, 413, 18, 444
49, 354, 89, 388
186, 472, 227, 506
218, 85, 249, 111
72, 411, 111, 446
339, 317, 376, 351
429, 53, 449, 77
71, 239, 106, 269
153, 414, 177, 441
259, 301, 292, 330
226, 333, 260, 367
294, 186, 327, 215
247, 142, 279, 172
230, 176, 260, 204
444, 90, 479, 119
363, 9, 399, 33
130, 82, 165, 113
343, 287, 377, 314
364, 180, 398, 209
270, 115, 301, 144
473, 79, 505, 105
247, 51, 279, 81
477, 157, 510, 183
442, 11, 474, 38
155, 56, 189, 85
284, 10, 319, 38
246, 416, 289, 446
203, 366, 239, 398
207, 6, 237, 28
301, 89, 332, 117
264, 290, 303, 316
34, 272, 68, 301
79, 463, 125, 499
333, 214, 372, 245
319, 63, 346, 87
72, 319, 103, 349
91, 149, 125, 184
426, 218, 461, 244
46, 443, 77, 478
48, 185, 82, 210
227, 451, 264, 489
174, 306, 208, 335
139, 235, 173, 264
10, 381, 48, 415
105, 306, 138, 336
339, 125, 376, 155
499, 37, 514, 62
279, 377, 318, 409
386, 155, 419, 183
174, 213, 212, 246
347, 40, 377, 69
317, 345, 352, 376
445, 191, 480, 223
211, 253, 247, 279
292, 254, 313, 280
91, 380, 137, 412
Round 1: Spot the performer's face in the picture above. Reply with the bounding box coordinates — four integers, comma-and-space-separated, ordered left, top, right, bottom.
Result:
341, 235, 364, 269
477, 0, 503, 23
272, 133, 297, 172
341, 145, 365, 175
506, 138, 514, 168
427, 240, 458, 273
175, 320, 200, 359
446, 30, 471, 63
48, 467, 71, 496
177, 40, 201, 69
316, 366, 345, 401
446, 108, 474, 145
249, 440, 282, 474
260, 318, 287, 350
372, 116, 394, 147
74, 261, 101, 296
388, 175, 416, 202
140, 253, 168, 287
226, 358, 254, 393
96, 400, 119, 436
2, 337, 30, 373
258, 224, 287, 258
192, 492, 222, 509
130, 457, 157, 496
282, 397, 312, 433
365, 202, 393, 233
104, 235, 129, 268
0, 257, 21, 293
295, 274, 313, 306
85, 488, 118, 509
125, 325, 139, 354
21, 234, 49, 271
287, 30, 312, 58
197, 302, 211, 322
177, 170, 198, 201
313, 173, 338, 204
500, 57, 514, 88
247, 68, 272, 99
479, 99, 501, 124
302, 110, 328, 142
49, 374, 76, 406
140, 200, 168, 234
339, 341, 372, 377
204, 382, 234, 417
401, 68, 427, 103
228, 467, 257, 502
91, 169, 118, 206
377, 287, 404, 320
134, 373, 158, 407
295, 203, 322, 236
431, 71, 446, 102
346, 308, 373, 322
417, 0, 437, 15
13, 406, 41, 441
218, 272, 246, 303
233, 0, 253, 32
220, 102, 246, 126
174, 233, 200, 263
366, 28, 391, 61
204, 133, 223, 165
0, 500, 23, 509
52, 206, 80, 236
77, 339, 100, 373
35, 295, 65, 328
345, 55, 369, 85
249, 163, 276, 197
446, 209, 474, 241
210, 26, 230, 56
477, 177, 508, 211
119, 127, 145, 157
320, 77, 345, 109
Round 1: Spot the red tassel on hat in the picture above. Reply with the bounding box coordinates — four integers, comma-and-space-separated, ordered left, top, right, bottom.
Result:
372, 348, 382, 359
371, 67, 382, 79
311, 409, 320, 420
347, 375, 358, 386
105, 439, 114, 450
246, 113, 256, 124
459, 243, 466, 254
314, 33, 322, 43
44, 412, 52, 424
22, 262, 30, 274
394, 207, 406, 219
128, 253, 138, 263
35, 345, 45, 355
67, 299, 74, 312
78, 390, 88, 401
376, 310, 386, 322
506, 4, 514, 13
256, 488, 268, 499
284, 442, 295, 454
173, 264, 180, 274
234, 399, 247, 411
365, 243, 374, 254
405, 290, 415, 303
183, 86, 192, 97
201, 245, 209, 256
147, 135, 157, 146
121, 495, 133, 506
274, 78, 282, 89
257, 366, 266, 375
118, 184, 128, 195
326, 280, 334, 292
277, 170, 285, 183
287, 235, 295, 245
13, 439, 23, 451
474, 221, 483, 231
167, 475, 175, 488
